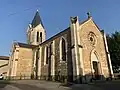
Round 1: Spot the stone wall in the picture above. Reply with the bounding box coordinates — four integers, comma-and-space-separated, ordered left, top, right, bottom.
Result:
79, 18, 110, 80
16, 47, 33, 79
39, 28, 72, 82
28, 24, 46, 45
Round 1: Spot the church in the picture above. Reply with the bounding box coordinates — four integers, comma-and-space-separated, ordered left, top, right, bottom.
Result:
7, 11, 113, 83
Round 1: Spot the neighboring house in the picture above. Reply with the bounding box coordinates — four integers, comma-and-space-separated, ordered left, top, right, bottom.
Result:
0, 56, 9, 77
7, 11, 113, 83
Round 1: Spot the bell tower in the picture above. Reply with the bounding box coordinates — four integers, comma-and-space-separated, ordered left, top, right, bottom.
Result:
27, 10, 46, 45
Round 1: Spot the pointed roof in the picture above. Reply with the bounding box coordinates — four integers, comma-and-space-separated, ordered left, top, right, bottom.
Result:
31, 10, 44, 28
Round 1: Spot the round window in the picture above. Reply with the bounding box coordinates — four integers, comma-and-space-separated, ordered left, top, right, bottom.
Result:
88, 32, 96, 46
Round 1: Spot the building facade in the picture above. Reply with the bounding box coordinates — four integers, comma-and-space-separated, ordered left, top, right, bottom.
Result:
7, 11, 113, 83
0, 56, 9, 78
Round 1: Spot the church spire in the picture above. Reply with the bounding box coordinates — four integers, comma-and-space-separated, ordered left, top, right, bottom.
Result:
31, 10, 44, 28
27, 10, 46, 45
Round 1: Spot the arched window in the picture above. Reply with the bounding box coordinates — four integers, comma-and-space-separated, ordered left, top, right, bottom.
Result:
49, 42, 53, 55
36, 49, 39, 59
40, 32, 42, 43
35, 48, 39, 76
46, 46, 49, 64
61, 38, 66, 61
37, 32, 39, 42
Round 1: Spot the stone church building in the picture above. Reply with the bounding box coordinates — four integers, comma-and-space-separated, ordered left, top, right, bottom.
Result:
7, 11, 113, 83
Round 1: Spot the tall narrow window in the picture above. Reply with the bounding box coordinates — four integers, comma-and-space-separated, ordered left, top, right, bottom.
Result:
62, 38, 66, 61
40, 32, 42, 43
46, 46, 49, 64
49, 42, 53, 55
36, 49, 39, 59
37, 32, 39, 42
35, 49, 39, 79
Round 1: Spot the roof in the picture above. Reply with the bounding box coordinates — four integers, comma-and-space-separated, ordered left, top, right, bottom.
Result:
39, 17, 91, 46
31, 11, 44, 28
39, 17, 97, 46
39, 27, 70, 45
0, 56, 9, 60
14, 42, 37, 48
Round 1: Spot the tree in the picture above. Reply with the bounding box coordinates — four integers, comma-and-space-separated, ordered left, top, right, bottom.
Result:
106, 31, 120, 72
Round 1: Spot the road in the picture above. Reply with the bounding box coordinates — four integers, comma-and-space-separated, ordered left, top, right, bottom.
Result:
0, 80, 120, 90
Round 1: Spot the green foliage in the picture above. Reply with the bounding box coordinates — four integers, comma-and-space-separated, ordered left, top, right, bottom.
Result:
107, 31, 120, 71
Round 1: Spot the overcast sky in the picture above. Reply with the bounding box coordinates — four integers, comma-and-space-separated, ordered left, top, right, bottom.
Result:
0, 0, 120, 56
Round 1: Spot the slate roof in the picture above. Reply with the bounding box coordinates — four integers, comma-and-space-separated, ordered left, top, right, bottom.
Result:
31, 11, 44, 28
0, 56, 9, 60
39, 27, 70, 45
39, 16, 99, 46
39, 17, 91, 46
15, 42, 37, 48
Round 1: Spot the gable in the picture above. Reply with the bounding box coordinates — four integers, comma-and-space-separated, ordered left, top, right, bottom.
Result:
78, 18, 104, 48
79, 18, 102, 36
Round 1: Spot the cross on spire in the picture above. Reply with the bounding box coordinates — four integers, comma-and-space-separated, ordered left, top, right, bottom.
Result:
87, 11, 91, 18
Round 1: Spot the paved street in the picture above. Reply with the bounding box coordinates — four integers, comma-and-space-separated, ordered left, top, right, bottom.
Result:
0, 80, 68, 90
0, 80, 120, 90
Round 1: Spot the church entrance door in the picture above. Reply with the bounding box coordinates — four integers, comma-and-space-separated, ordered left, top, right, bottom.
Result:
92, 61, 99, 79
91, 51, 101, 80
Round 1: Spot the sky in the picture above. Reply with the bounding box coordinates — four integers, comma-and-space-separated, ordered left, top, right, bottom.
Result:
0, 0, 120, 56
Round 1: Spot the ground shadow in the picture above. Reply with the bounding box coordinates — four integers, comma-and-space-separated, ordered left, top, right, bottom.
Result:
0, 80, 47, 90
59, 73, 114, 90
0, 80, 10, 89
